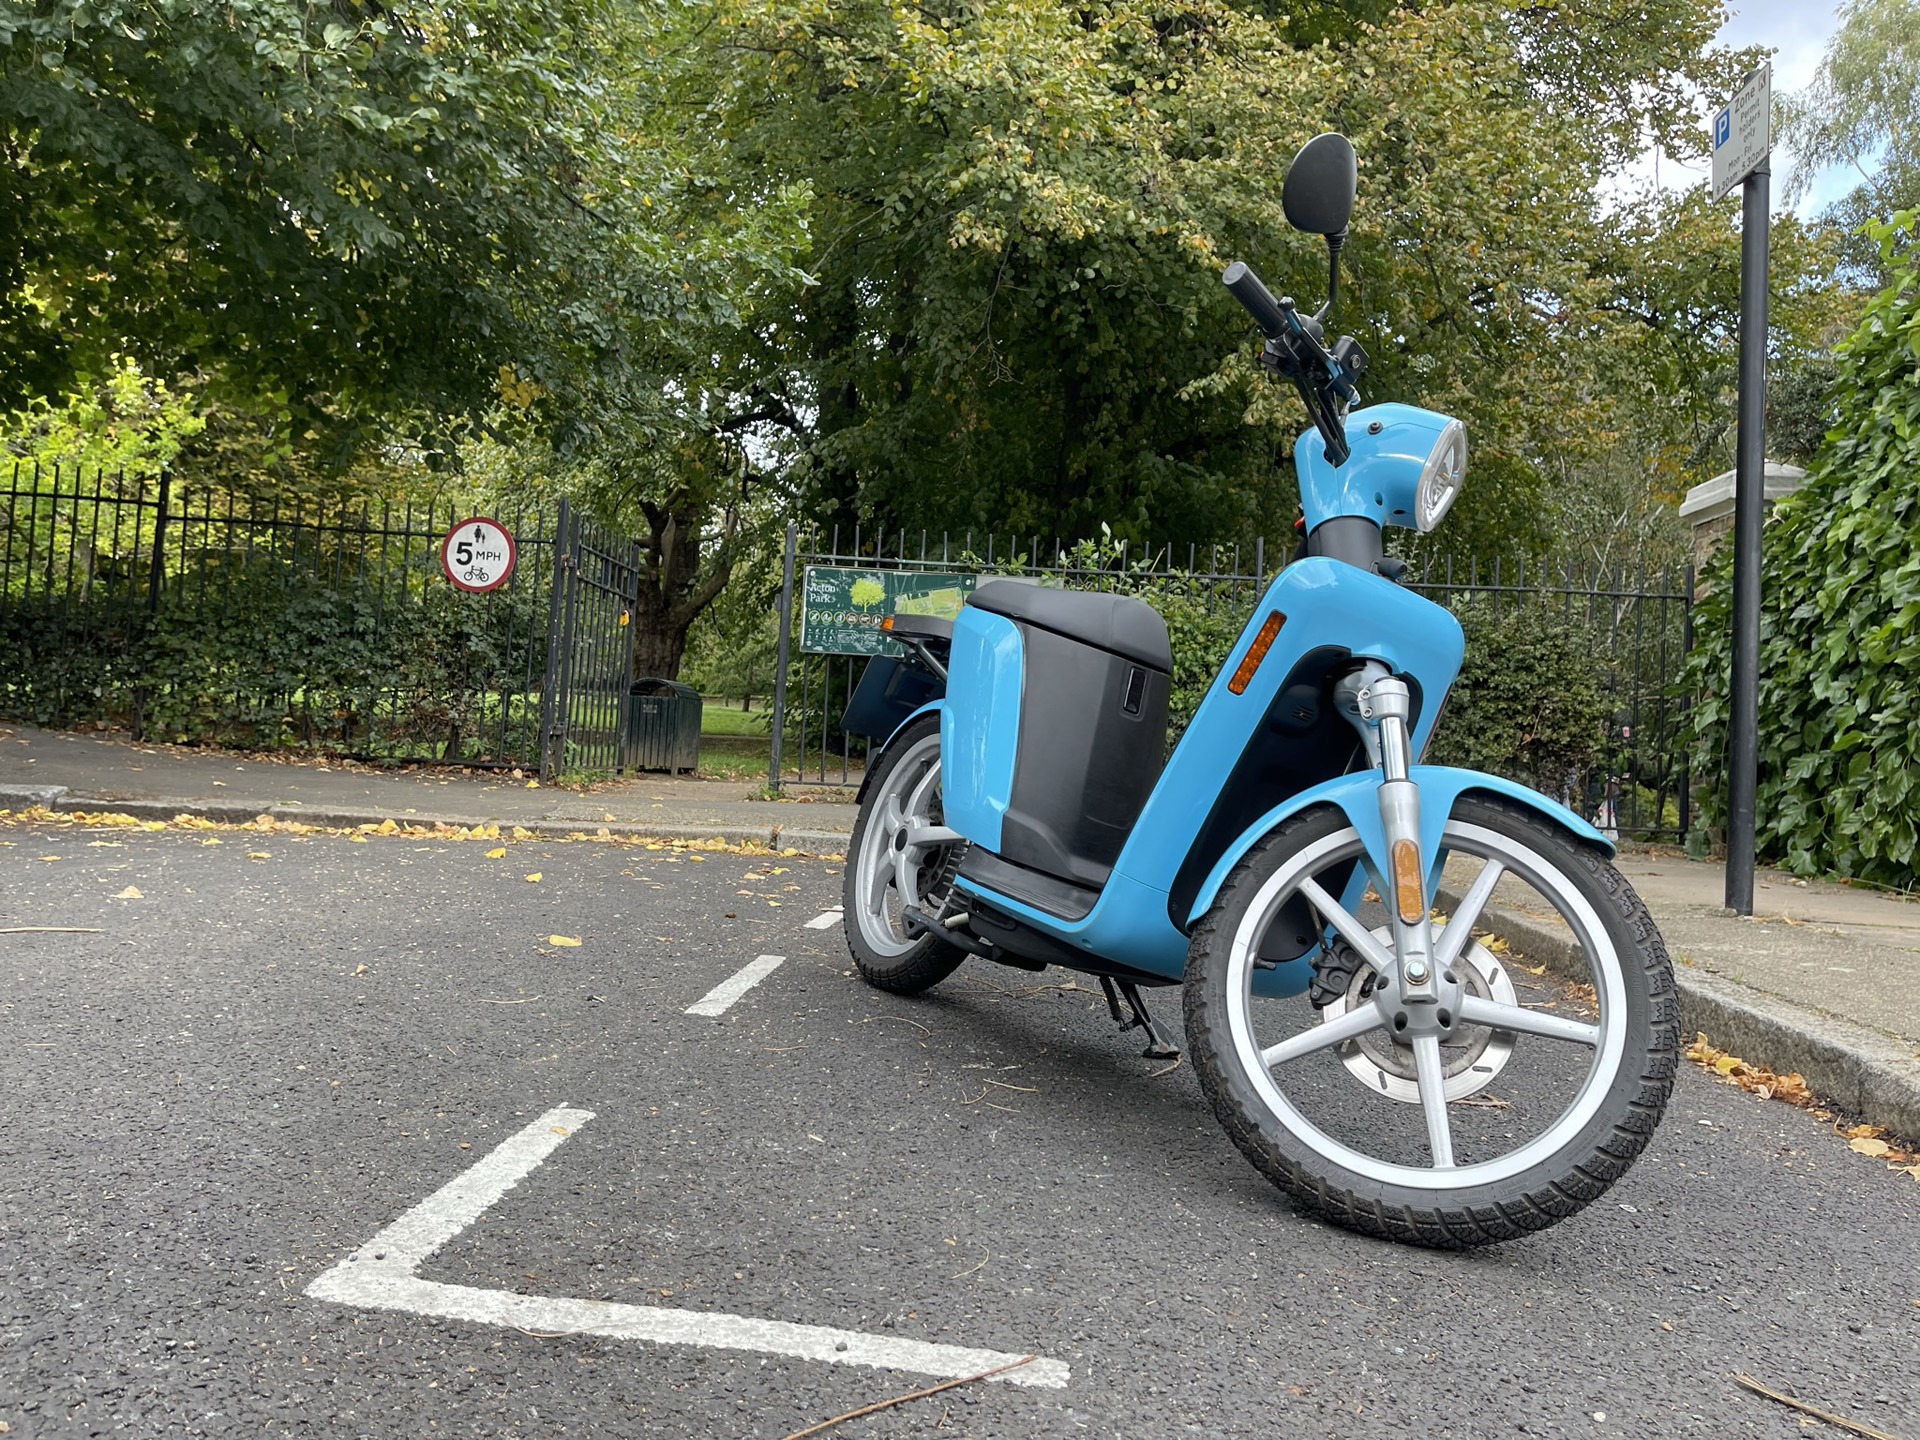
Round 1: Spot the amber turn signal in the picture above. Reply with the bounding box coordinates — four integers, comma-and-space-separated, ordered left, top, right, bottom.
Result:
1227, 611, 1286, 695
1391, 839, 1425, 925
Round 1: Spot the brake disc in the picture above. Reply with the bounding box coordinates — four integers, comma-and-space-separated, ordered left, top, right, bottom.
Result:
1320, 925, 1519, 1104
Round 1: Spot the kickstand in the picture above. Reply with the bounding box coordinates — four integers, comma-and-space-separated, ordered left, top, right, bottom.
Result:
1098, 976, 1182, 1060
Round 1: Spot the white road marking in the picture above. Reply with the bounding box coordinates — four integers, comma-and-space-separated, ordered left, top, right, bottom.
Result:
686, 954, 785, 1016
804, 910, 843, 930
307, 1106, 1068, 1388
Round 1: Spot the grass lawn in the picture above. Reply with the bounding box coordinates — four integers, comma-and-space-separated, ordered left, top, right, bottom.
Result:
700, 700, 767, 737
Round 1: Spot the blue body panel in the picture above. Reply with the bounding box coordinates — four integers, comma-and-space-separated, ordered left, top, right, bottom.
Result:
1296, 402, 1453, 530
950, 557, 1466, 988
940, 608, 1024, 853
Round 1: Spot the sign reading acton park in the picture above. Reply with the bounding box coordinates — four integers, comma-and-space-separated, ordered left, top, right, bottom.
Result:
799, 566, 976, 655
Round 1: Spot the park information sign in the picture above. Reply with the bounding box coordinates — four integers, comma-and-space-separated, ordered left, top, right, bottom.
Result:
1711, 62, 1770, 202
441, 517, 516, 593
800, 566, 976, 655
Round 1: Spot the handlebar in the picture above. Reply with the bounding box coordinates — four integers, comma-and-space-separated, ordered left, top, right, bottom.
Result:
1221, 261, 1289, 339
1222, 259, 1366, 467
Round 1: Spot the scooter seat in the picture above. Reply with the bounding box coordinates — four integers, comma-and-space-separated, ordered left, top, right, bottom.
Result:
966, 580, 1172, 672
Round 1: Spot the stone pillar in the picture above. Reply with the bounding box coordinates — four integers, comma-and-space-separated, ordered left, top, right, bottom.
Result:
1679, 461, 1807, 577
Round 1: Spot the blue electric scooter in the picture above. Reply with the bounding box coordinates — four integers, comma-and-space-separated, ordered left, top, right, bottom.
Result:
841, 134, 1677, 1247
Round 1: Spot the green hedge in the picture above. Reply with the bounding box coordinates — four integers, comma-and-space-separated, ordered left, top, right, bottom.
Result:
1683, 213, 1920, 883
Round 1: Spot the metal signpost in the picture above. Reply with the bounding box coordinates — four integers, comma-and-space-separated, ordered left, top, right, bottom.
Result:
1712, 62, 1770, 915
440, 516, 516, 593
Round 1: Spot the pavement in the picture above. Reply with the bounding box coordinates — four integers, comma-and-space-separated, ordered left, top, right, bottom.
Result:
3, 823, 1918, 1437
5, 720, 1920, 1144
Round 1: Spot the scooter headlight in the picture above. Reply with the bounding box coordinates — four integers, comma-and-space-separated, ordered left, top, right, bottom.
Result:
1414, 419, 1468, 532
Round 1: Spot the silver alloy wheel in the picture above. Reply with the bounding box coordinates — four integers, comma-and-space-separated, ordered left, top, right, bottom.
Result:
1223, 818, 1629, 1189
851, 730, 952, 958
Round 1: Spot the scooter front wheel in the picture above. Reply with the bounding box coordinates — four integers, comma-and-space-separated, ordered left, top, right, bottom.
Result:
844, 716, 967, 994
1183, 796, 1677, 1247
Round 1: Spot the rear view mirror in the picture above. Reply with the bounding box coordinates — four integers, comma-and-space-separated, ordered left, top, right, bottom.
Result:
1282, 133, 1357, 237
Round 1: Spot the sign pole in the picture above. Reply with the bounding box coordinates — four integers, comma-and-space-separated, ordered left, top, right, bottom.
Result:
1725, 161, 1769, 915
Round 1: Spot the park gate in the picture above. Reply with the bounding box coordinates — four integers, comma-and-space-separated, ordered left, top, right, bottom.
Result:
536, 498, 643, 782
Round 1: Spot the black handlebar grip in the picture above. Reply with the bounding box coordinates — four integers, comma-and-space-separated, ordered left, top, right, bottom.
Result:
1222, 261, 1289, 339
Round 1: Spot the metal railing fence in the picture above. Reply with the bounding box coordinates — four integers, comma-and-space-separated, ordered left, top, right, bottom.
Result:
0, 464, 642, 778
769, 523, 1693, 841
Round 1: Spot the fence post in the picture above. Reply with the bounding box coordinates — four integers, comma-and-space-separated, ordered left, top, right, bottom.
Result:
538, 498, 573, 782
131, 468, 172, 743
769, 520, 797, 795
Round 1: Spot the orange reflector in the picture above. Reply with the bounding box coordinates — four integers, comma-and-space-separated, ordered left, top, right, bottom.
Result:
1391, 839, 1425, 924
881, 615, 896, 632
1227, 611, 1286, 695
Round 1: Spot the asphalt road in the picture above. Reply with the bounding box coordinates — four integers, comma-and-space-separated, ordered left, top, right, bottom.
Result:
2, 821, 1917, 1439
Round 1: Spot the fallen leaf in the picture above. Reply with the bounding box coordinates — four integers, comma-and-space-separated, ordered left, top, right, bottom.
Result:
375, 818, 398, 835
525, 872, 543, 883
1849, 1136, 1894, 1158
485, 846, 507, 858
247, 850, 271, 859
353, 963, 370, 976
526, 779, 540, 789
549, 935, 581, 947
115, 885, 143, 899
550, 1125, 569, 1136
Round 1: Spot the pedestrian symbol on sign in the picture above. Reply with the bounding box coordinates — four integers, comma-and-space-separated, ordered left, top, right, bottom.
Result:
440, 517, 516, 593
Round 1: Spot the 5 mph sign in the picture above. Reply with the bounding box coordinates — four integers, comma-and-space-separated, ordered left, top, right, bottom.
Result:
441, 517, 516, 593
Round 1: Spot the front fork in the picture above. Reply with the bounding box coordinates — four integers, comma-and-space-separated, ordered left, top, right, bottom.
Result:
1334, 664, 1437, 1004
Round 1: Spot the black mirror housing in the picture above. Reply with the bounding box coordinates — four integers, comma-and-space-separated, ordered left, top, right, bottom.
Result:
1282, 132, 1357, 237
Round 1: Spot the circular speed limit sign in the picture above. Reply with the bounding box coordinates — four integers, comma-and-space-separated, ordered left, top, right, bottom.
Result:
441, 517, 516, 593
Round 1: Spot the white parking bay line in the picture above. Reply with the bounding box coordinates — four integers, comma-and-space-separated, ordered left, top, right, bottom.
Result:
804, 909, 843, 930
308, 1107, 1068, 1388
686, 954, 785, 1016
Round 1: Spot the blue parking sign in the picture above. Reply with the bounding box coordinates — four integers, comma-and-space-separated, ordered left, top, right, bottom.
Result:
1714, 107, 1731, 149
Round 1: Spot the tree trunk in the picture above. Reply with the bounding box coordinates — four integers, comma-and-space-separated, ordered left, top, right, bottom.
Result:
627, 500, 737, 681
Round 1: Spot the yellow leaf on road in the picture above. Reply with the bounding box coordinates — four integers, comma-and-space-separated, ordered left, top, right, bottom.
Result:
353, 963, 370, 975
485, 846, 507, 858
526, 779, 540, 789
375, 818, 398, 835
525, 872, 543, 883
1850, 1136, 1894, 1157
247, 851, 270, 859
549, 935, 581, 947
115, 885, 143, 899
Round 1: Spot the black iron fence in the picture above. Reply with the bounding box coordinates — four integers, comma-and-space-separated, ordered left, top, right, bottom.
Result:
0, 464, 642, 780
769, 523, 1693, 841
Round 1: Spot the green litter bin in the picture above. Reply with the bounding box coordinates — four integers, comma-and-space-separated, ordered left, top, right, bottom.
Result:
626, 678, 702, 773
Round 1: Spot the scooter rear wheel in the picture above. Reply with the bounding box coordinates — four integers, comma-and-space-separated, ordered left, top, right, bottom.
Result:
1183, 796, 1678, 1247
844, 717, 967, 995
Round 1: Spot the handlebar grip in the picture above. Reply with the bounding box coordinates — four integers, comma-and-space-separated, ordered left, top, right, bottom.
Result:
1222, 261, 1289, 339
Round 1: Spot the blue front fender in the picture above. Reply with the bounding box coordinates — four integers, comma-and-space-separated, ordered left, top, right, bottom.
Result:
1185, 766, 1612, 926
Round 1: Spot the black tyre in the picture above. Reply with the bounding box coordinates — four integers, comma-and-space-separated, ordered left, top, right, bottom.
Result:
1183, 795, 1678, 1247
844, 716, 967, 995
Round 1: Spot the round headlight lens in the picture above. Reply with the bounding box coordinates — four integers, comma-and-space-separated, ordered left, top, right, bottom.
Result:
1415, 419, 1467, 532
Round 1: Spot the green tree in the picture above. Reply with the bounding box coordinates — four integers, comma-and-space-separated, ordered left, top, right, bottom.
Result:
699, 0, 1807, 561
1779, 0, 1920, 281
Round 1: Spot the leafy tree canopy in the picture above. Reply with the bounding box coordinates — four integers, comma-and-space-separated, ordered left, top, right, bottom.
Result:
1780, 0, 1920, 281
698, 0, 1830, 557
